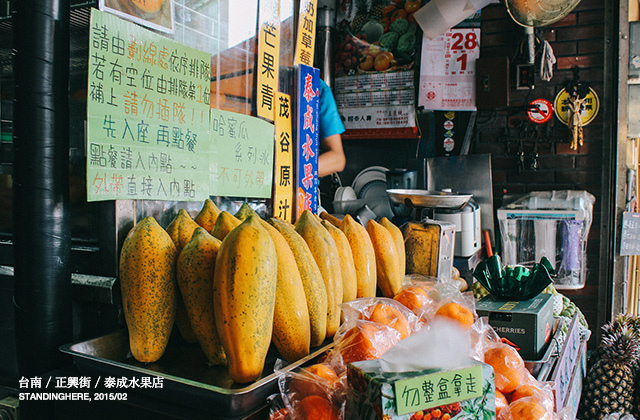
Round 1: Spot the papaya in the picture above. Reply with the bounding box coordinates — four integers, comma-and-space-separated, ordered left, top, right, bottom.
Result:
165, 209, 200, 343
340, 215, 377, 298
367, 219, 403, 298
319, 211, 342, 228
211, 211, 242, 241
176, 228, 226, 365
235, 202, 258, 221
295, 211, 343, 338
268, 217, 328, 347
195, 198, 221, 232
321, 220, 357, 303
379, 217, 406, 281
261, 220, 311, 362
119, 217, 177, 363
213, 216, 278, 383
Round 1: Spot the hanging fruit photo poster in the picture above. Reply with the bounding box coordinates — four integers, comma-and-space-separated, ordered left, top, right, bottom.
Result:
334, 0, 422, 139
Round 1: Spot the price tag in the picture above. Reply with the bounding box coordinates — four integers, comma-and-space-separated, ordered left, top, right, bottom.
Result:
552, 314, 581, 412
394, 365, 483, 416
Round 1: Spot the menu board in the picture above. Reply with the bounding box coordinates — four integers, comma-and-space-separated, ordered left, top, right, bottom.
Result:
210, 109, 275, 198
295, 65, 319, 219
87, 9, 210, 201
256, 0, 281, 122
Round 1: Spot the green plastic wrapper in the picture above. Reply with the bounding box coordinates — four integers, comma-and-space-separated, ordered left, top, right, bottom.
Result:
473, 255, 554, 300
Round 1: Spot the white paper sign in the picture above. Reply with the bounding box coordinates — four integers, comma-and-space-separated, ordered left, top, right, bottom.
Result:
419, 28, 480, 111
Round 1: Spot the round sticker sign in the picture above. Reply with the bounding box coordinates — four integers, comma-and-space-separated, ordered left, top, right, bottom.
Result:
554, 87, 599, 126
527, 99, 553, 124
443, 137, 455, 152
444, 120, 454, 130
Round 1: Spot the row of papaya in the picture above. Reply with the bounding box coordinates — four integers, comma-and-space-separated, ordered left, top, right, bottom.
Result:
118, 199, 407, 383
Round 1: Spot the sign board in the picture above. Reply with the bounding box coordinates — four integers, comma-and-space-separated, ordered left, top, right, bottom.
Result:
394, 365, 483, 415
554, 87, 599, 126
87, 9, 210, 202
294, 0, 317, 67
551, 314, 582, 413
621, 212, 640, 256
527, 99, 553, 124
273, 92, 294, 222
295, 65, 320, 219
419, 28, 480, 111
256, 0, 280, 122
210, 109, 275, 198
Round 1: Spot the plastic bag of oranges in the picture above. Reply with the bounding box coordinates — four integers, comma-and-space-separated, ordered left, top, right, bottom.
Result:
433, 292, 477, 331
327, 319, 402, 368
341, 297, 422, 339
392, 276, 441, 323
274, 361, 345, 420
483, 341, 528, 395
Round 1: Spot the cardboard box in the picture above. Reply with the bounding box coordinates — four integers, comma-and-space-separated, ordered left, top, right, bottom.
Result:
475, 293, 554, 360
346, 359, 496, 420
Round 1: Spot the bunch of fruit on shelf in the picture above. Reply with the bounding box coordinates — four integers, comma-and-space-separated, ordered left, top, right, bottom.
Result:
119, 199, 419, 382
268, 280, 557, 420
335, 0, 420, 75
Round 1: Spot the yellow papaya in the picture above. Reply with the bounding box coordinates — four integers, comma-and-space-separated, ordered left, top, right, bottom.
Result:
261, 220, 311, 362
295, 211, 342, 338
235, 202, 258, 221
119, 217, 177, 363
195, 199, 221, 232
176, 227, 226, 365
268, 217, 328, 347
211, 211, 242, 241
319, 211, 342, 227
367, 219, 403, 298
213, 216, 277, 383
165, 208, 200, 343
340, 215, 377, 298
321, 220, 357, 303
379, 217, 406, 282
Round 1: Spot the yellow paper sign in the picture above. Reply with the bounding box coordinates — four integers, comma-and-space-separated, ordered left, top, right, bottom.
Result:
257, 0, 281, 121
554, 87, 600, 126
294, 0, 317, 67
273, 92, 294, 222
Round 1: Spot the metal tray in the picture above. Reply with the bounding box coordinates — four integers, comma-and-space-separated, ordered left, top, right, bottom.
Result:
387, 189, 472, 209
60, 330, 332, 419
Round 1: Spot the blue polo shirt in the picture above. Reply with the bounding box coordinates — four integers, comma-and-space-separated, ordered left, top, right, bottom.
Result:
319, 79, 345, 141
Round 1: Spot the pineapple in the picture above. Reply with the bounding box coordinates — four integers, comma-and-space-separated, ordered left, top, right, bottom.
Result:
369, 0, 387, 20
350, 0, 369, 33
579, 325, 639, 420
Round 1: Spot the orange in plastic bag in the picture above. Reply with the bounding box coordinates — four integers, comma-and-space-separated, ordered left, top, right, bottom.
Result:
339, 321, 401, 366
394, 286, 433, 315
289, 363, 340, 400
269, 408, 289, 420
508, 398, 551, 420
484, 344, 525, 394
435, 301, 475, 330
366, 302, 411, 339
296, 395, 341, 420
495, 390, 509, 418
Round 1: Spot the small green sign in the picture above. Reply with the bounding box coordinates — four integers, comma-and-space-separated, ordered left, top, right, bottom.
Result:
210, 109, 275, 198
394, 365, 483, 416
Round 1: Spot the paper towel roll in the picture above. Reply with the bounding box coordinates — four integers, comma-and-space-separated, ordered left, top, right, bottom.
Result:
414, 0, 498, 40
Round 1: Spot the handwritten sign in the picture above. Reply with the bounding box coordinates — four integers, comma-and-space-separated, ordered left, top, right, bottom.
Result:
394, 365, 483, 416
210, 109, 275, 198
274, 93, 294, 222
552, 314, 582, 412
293, 0, 316, 66
621, 212, 640, 256
295, 65, 319, 219
87, 9, 210, 202
257, 0, 280, 122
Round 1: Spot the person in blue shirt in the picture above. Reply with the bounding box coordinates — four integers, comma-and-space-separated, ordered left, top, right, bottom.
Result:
318, 79, 346, 178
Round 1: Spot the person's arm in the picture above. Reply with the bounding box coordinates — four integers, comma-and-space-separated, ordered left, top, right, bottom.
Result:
318, 133, 346, 178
